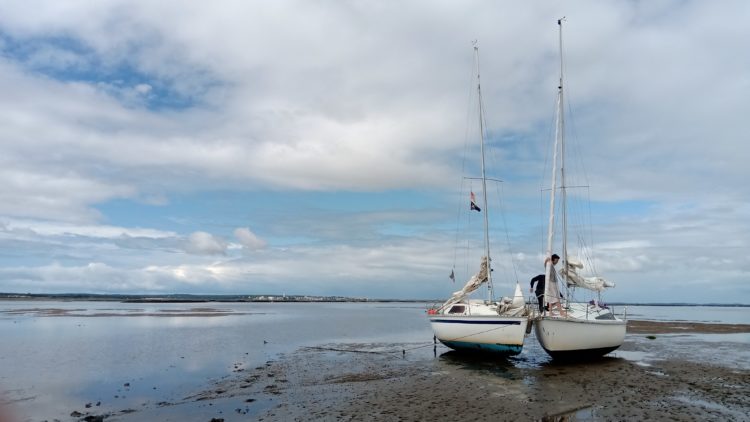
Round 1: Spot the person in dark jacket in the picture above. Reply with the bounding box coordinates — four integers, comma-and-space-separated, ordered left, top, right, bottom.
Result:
529, 274, 546, 312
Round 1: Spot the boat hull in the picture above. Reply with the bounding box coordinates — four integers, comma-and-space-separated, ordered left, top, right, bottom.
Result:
534, 316, 626, 359
429, 315, 528, 356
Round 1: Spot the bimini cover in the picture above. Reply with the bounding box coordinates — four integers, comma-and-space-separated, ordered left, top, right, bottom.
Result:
440, 256, 488, 309
560, 257, 616, 292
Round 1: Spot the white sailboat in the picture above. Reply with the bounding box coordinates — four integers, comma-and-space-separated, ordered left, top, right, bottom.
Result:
533, 18, 627, 359
429, 44, 529, 355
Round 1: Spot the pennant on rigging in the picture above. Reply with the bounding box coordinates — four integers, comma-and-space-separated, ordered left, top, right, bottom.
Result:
470, 191, 481, 212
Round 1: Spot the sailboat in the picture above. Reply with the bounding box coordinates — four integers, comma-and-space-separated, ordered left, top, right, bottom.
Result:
533, 18, 627, 359
428, 43, 529, 355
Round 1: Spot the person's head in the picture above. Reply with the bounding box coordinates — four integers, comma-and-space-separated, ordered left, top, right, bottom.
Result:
551, 254, 560, 264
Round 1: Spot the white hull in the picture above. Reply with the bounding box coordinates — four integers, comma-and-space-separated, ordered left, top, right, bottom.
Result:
534, 308, 626, 359
430, 314, 528, 355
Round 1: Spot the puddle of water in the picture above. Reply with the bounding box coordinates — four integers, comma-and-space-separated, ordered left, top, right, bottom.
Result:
672, 395, 747, 419
541, 404, 597, 421
612, 350, 656, 366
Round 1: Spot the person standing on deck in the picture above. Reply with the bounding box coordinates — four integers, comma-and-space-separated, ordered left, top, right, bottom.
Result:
544, 254, 567, 317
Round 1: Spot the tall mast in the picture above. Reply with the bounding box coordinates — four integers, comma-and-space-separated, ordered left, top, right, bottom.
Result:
474, 44, 493, 301
559, 19, 569, 286
543, 18, 566, 312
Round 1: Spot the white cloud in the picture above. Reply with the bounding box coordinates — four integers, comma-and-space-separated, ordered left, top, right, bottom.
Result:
0, 166, 136, 223
3, 218, 175, 239
134, 83, 152, 95
234, 227, 266, 251
0, 2, 748, 302
0, 1, 746, 200
184, 231, 227, 255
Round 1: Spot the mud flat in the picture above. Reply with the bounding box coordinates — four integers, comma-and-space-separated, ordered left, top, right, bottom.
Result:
168, 342, 748, 421
3, 318, 747, 421
627, 319, 750, 334
112, 320, 749, 421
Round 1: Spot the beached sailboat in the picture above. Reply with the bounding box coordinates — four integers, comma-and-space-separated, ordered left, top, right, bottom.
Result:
534, 19, 627, 359
428, 44, 529, 355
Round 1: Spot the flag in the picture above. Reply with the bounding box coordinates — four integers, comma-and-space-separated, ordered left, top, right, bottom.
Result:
449, 269, 455, 282
470, 191, 481, 212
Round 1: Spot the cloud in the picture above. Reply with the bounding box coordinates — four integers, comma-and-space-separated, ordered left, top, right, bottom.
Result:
184, 231, 227, 255
1, 1, 746, 200
0, 235, 453, 296
134, 83, 152, 94
3, 218, 175, 239
234, 227, 266, 251
0, 2, 748, 302
0, 166, 136, 223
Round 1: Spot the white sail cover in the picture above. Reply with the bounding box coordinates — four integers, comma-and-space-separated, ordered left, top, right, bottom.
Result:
440, 256, 488, 309
560, 257, 615, 292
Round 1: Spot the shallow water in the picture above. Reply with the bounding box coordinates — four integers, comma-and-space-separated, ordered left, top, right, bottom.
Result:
0, 301, 747, 421
623, 305, 748, 324
0, 302, 431, 421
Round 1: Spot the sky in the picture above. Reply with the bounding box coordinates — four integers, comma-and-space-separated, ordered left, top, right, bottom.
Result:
0, 1, 748, 303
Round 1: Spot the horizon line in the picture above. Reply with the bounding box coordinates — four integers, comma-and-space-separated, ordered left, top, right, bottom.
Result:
0, 292, 748, 307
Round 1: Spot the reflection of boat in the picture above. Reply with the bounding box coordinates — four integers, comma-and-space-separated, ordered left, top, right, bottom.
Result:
534, 19, 626, 359
437, 350, 519, 379
428, 43, 528, 356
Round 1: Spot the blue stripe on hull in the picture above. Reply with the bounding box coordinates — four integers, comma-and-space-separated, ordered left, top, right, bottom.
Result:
431, 319, 521, 325
441, 340, 522, 355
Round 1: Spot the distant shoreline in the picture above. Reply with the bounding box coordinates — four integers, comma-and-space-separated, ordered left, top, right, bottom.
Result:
0, 292, 747, 306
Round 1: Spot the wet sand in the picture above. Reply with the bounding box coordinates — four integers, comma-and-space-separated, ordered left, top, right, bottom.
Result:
4, 318, 748, 421
106, 319, 749, 421
181, 345, 748, 421
627, 319, 750, 334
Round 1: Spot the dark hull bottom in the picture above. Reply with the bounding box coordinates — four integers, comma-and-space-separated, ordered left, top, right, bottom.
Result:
441, 340, 522, 356
542, 345, 621, 361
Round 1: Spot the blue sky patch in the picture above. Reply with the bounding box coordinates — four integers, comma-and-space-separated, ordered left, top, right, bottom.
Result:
0, 31, 211, 111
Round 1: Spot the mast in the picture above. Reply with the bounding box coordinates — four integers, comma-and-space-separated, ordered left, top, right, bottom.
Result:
474, 44, 493, 301
543, 18, 565, 313
559, 18, 569, 292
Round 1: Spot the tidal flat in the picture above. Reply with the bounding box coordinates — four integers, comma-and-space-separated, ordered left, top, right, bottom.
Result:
0, 302, 748, 421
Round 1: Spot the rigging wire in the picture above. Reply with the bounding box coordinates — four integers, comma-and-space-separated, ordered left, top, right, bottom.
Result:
537, 27, 604, 304
452, 45, 481, 284
563, 58, 600, 291
496, 181, 521, 285
476, 46, 496, 301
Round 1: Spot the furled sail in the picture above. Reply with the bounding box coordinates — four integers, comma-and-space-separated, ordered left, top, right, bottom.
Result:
495, 283, 527, 316
560, 257, 615, 292
440, 256, 488, 309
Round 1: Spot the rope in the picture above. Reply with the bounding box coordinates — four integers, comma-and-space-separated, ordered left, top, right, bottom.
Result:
305, 321, 526, 358
305, 342, 436, 356
439, 322, 520, 343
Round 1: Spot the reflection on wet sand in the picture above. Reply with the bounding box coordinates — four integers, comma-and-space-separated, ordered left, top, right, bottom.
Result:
1, 302, 747, 421
540, 403, 595, 422
152, 334, 748, 421
0, 307, 258, 317
111, 318, 748, 420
